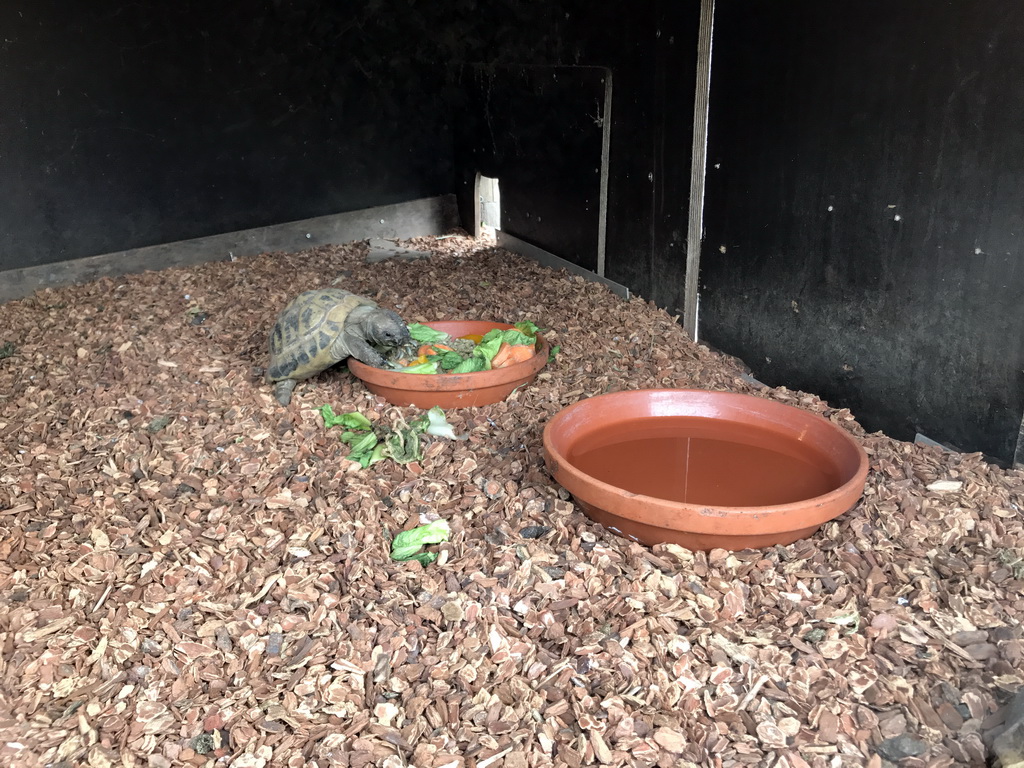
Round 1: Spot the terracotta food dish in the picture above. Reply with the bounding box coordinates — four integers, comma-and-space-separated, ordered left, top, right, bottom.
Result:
348, 320, 549, 409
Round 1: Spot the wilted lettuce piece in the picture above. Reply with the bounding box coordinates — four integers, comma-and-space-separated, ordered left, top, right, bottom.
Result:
319, 405, 372, 430
407, 323, 450, 344
390, 519, 451, 564
382, 426, 423, 464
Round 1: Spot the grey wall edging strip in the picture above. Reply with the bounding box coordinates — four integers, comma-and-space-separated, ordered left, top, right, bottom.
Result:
0, 194, 459, 305
497, 230, 630, 300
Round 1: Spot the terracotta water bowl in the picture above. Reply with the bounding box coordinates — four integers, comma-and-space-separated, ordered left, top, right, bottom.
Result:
542, 388, 869, 551
348, 320, 550, 409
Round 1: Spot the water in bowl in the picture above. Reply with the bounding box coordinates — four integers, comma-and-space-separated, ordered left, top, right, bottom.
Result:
568, 416, 840, 507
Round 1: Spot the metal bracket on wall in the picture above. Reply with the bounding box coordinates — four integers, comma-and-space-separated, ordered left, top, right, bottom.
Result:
1015, 416, 1024, 469
497, 231, 630, 301
683, 0, 716, 340
596, 71, 613, 278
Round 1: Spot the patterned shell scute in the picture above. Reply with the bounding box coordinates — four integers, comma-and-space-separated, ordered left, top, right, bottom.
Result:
267, 289, 376, 382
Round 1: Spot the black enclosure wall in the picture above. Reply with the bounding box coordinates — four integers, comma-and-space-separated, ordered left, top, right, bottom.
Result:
451, 0, 702, 317
3, 0, 703, 319
701, 0, 1024, 465
0, 1, 453, 271
12, 0, 1018, 465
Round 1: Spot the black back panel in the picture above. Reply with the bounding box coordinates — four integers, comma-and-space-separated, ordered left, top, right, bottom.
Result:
455, 65, 607, 271
0, 1, 453, 269
701, 0, 1024, 463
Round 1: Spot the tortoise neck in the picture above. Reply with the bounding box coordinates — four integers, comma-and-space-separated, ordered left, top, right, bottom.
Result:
344, 304, 378, 340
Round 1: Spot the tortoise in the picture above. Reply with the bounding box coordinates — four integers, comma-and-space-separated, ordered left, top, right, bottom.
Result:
266, 288, 411, 405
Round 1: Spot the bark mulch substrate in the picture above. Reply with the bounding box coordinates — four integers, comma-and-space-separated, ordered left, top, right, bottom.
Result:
1, 235, 1023, 768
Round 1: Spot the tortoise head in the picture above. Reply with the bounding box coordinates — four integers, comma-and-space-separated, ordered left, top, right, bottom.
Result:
367, 309, 412, 349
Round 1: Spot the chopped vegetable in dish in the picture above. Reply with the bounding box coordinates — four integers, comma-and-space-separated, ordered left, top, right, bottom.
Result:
392, 322, 545, 372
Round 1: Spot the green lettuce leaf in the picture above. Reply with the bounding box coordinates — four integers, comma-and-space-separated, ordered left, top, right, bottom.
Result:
514, 321, 541, 336
473, 333, 504, 364
450, 356, 488, 373
319, 405, 372, 430
340, 430, 381, 467
368, 442, 388, 465
390, 519, 451, 565
479, 328, 535, 351
437, 350, 467, 371
341, 430, 378, 452
400, 361, 440, 374
407, 323, 450, 344
498, 329, 536, 347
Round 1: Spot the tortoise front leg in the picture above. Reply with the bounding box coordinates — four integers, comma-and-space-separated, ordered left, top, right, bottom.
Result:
273, 379, 298, 406
344, 334, 390, 368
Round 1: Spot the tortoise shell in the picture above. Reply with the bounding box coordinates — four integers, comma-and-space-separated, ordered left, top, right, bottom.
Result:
267, 288, 376, 382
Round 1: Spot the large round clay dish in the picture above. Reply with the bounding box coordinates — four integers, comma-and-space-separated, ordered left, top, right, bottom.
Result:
542, 388, 869, 551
